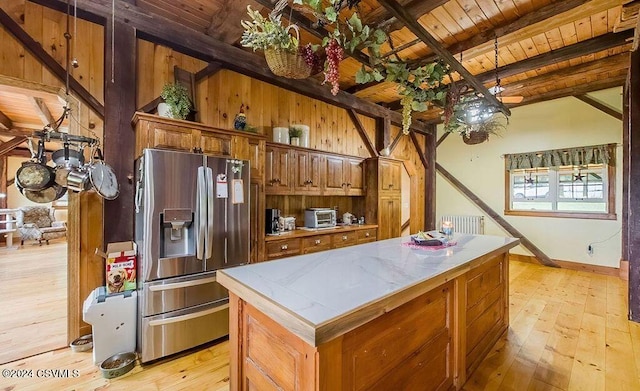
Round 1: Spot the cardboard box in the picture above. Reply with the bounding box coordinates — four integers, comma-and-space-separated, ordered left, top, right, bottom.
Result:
99, 242, 137, 294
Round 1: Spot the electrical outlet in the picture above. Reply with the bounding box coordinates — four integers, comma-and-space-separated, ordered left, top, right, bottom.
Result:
587, 245, 593, 255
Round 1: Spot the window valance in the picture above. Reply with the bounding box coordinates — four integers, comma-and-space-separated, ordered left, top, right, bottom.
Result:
505, 143, 615, 171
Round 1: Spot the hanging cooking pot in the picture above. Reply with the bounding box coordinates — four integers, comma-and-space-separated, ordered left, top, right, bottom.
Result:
15, 140, 56, 191
66, 164, 92, 193
89, 148, 119, 200
53, 142, 85, 187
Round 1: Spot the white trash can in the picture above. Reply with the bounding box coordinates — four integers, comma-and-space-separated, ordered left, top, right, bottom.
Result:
82, 287, 137, 365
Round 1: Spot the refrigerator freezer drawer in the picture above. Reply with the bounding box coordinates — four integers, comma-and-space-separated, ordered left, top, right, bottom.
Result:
141, 272, 228, 317
140, 301, 229, 363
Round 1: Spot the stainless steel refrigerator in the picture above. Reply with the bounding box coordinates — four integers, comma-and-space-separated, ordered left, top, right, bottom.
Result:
134, 148, 249, 363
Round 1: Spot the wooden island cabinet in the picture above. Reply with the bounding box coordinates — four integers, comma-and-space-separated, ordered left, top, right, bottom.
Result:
218, 235, 519, 390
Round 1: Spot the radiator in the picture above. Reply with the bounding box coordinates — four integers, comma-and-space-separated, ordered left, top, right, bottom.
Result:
440, 215, 485, 235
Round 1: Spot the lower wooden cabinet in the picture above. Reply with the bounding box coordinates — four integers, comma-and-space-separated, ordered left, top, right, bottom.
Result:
331, 231, 358, 248
357, 228, 377, 243
265, 227, 377, 260
301, 236, 332, 254
265, 238, 301, 260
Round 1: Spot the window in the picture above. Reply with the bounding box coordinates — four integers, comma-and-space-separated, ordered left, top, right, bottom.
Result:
505, 145, 615, 220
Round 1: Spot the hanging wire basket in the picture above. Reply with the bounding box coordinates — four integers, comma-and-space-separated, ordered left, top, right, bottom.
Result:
462, 130, 490, 145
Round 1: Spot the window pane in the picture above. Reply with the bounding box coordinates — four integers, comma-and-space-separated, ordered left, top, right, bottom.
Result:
557, 202, 606, 212
512, 202, 553, 211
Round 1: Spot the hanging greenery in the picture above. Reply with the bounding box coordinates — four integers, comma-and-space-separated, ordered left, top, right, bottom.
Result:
242, 0, 451, 134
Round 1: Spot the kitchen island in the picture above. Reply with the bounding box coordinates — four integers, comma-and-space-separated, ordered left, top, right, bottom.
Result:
217, 234, 519, 390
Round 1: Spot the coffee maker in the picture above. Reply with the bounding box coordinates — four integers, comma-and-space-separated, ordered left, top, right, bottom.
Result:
265, 208, 281, 234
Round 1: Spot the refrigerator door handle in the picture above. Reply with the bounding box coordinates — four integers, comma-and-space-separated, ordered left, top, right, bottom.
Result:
147, 303, 229, 327
147, 276, 218, 291
196, 166, 206, 260
206, 167, 214, 259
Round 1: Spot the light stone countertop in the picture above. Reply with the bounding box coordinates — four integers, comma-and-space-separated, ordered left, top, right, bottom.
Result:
218, 234, 520, 346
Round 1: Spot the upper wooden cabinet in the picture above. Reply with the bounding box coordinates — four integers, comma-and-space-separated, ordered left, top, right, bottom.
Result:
380, 158, 401, 191
265, 144, 291, 194
323, 155, 364, 196
265, 142, 365, 196
133, 113, 236, 158
293, 150, 324, 193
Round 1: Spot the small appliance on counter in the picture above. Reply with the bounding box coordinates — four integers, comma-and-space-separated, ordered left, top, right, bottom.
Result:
279, 216, 296, 231
304, 208, 337, 228
266, 208, 281, 234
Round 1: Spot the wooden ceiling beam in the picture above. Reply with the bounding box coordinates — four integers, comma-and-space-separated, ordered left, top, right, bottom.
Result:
512, 75, 627, 107
28, 97, 56, 127
475, 30, 634, 85
376, 0, 510, 117
0, 127, 36, 138
0, 7, 105, 119
501, 53, 630, 96
574, 94, 623, 121
195, 62, 223, 83
0, 108, 13, 130
44, 0, 429, 133
0, 136, 27, 157
366, 0, 449, 32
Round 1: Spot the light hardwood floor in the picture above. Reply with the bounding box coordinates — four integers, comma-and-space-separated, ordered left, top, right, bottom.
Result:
0, 260, 639, 391
0, 240, 67, 365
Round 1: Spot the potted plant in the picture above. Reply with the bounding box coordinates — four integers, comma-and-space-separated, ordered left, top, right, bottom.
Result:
159, 83, 192, 120
289, 126, 303, 146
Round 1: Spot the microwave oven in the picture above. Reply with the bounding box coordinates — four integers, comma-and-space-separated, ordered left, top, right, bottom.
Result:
304, 208, 336, 228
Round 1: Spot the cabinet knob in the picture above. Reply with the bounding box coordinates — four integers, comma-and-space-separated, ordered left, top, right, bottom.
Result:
281, 244, 288, 250
347, 183, 351, 187
365, 232, 370, 237
315, 239, 321, 245
342, 235, 348, 240
389, 183, 394, 188
342, 183, 347, 187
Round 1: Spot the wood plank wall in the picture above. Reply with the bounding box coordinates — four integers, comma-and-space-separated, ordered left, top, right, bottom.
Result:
136, 41, 428, 230
0, 1, 105, 340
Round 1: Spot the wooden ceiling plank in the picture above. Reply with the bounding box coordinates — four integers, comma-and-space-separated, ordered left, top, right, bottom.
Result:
47, 0, 429, 132
28, 96, 56, 127
0, 109, 13, 130
0, 7, 105, 119
574, 94, 623, 120
409, 0, 609, 68
0, 136, 28, 157
376, 0, 510, 116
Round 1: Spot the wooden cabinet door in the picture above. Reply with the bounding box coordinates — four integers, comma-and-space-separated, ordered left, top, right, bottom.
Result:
265, 146, 291, 194
379, 195, 401, 240
324, 155, 346, 194
307, 152, 324, 193
292, 151, 310, 192
346, 158, 364, 196
150, 122, 193, 152
380, 160, 401, 191
193, 130, 231, 156
233, 136, 264, 183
